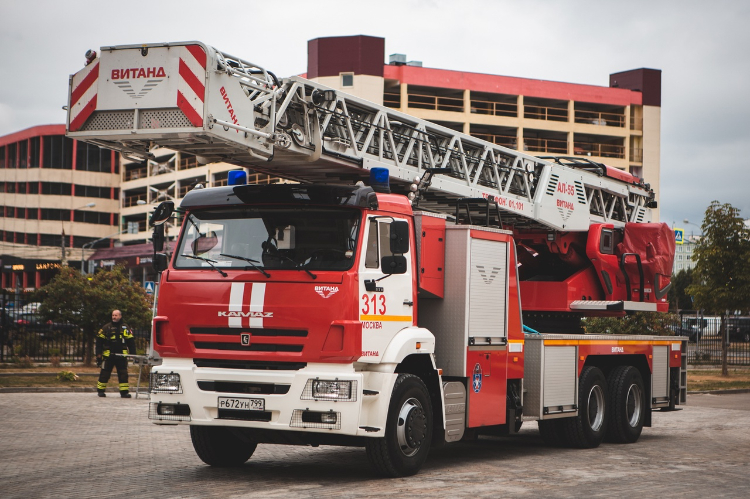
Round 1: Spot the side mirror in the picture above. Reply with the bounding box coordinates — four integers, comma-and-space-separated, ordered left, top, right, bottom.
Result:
153, 253, 169, 273
381, 255, 407, 275
153, 225, 165, 252
390, 221, 410, 254
150, 201, 174, 227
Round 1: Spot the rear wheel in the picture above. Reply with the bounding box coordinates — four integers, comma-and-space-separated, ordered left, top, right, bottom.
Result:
190, 426, 257, 467
606, 366, 645, 443
366, 374, 433, 477
562, 366, 607, 448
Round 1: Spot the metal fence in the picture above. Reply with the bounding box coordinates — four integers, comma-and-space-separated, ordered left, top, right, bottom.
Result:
675, 312, 750, 366
1, 306, 150, 363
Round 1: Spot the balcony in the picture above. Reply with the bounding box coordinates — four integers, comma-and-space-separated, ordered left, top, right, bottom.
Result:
524, 137, 567, 154
524, 98, 568, 122
471, 133, 517, 149
383, 92, 400, 108
123, 165, 147, 181
574, 141, 625, 159
122, 193, 147, 208
470, 92, 517, 118
406, 85, 464, 113
630, 147, 643, 163
574, 109, 625, 128
178, 156, 199, 171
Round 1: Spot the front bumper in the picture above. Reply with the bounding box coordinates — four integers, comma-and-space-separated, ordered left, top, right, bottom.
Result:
149, 358, 395, 438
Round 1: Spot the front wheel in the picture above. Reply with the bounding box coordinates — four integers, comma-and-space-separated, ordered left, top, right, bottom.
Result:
190, 426, 257, 467
606, 365, 645, 443
562, 366, 607, 448
366, 374, 433, 477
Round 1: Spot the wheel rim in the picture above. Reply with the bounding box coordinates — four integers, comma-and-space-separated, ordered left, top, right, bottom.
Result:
625, 383, 643, 428
587, 384, 605, 432
396, 397, 426, 457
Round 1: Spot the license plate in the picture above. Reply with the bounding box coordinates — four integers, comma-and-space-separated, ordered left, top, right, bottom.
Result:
218, 397, 264, 411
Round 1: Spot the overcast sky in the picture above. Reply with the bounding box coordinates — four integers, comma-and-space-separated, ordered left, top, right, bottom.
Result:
1, 0, 748, 229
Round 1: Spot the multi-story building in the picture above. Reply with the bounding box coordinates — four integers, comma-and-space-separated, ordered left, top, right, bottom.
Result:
0, 125, 120, 291
674, 236, 698, 274
307, 35, 662, 218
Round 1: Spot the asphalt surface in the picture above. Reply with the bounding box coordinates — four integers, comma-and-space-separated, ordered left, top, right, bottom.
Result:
1, 392, 749, 498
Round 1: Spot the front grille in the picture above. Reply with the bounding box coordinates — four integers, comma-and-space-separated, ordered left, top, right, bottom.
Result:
193, 342, 303, 353
193, 359, 307, 370
198, 381, 290, 395
191, 328, 308, 337
218, 409, 272, 422
190, 328, 307, 353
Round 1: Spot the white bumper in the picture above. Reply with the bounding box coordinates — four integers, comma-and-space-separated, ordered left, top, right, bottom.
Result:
149, 358, 396, 438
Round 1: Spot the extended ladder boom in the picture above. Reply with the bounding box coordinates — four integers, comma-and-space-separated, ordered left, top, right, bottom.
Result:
67, 41, 655, 231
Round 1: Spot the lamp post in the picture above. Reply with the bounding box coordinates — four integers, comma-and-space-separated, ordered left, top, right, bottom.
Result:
683, 219, 703, 239
62, 202, 96, 266
81, 230, 125, 274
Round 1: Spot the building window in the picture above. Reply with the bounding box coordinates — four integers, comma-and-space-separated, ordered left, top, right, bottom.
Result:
341, 73, 354, 87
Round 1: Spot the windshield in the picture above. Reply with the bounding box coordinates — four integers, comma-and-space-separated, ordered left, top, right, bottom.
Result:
174, 207, 361, 272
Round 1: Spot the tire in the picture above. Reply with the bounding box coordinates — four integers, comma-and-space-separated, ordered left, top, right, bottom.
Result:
366, 374, 433, 477
190, 426, 257, 467
562, 366, 607, 448
538, 419, 565, 447
605, 366, 645, 443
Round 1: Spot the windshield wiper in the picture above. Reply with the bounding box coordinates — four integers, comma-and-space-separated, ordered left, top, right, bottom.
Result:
272, 252, 317, 280
219, 254, 271, 278
181, 254, 228, 277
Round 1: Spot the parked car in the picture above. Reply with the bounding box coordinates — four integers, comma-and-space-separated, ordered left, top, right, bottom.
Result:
668, 322, 702, 342
15, 312, 77, 334
727, 318, 750, 343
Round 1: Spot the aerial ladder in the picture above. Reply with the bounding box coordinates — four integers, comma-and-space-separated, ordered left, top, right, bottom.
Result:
67, 41, 674, 327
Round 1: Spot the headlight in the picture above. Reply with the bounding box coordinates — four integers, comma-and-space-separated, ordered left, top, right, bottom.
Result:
150, 372, 182, 394
301, 379, 357, 401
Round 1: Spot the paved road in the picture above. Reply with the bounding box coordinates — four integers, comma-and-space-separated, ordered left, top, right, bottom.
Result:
1, 392, 749, 498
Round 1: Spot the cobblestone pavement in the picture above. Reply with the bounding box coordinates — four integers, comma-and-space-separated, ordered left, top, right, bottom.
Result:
1, 393, 749, 498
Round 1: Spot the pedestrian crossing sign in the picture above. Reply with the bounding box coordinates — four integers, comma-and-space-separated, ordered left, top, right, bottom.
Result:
674, 228, 684, 245
144, 281, 155, 294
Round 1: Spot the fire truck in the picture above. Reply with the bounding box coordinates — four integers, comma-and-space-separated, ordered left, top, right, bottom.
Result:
66, 42, 686, 477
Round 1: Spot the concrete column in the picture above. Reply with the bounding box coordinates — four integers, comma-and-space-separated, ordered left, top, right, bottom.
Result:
400, 83, 408, 113
516, 95, 524, 151
463, 89, 471, 134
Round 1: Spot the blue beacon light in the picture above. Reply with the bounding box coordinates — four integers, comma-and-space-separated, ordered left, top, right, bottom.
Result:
227, 170, 248, 186
369, 167, 391, 193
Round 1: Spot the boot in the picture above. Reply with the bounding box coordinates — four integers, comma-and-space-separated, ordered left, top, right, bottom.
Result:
98, 390, 106, 397
120, 391, 132, 398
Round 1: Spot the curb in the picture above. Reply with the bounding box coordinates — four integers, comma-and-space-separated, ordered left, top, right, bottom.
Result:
688, 388, 750, 395
0, 386, 150, 394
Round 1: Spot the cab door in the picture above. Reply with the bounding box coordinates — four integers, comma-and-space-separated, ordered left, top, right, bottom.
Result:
358, 216, 414, 362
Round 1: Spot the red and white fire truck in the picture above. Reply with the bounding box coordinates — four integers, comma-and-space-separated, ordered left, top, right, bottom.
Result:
66, 42, 685, 477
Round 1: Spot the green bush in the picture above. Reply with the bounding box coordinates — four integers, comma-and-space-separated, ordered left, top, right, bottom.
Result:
56, 371, 79, 382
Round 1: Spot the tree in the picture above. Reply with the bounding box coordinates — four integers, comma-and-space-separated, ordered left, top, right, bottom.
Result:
686, 201, 750, 375
583, 312, 678, 336
38, 266, 152, 366
669, 267, 695, 311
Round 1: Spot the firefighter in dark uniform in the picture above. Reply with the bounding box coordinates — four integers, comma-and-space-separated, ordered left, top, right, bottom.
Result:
95, 309, 136, 398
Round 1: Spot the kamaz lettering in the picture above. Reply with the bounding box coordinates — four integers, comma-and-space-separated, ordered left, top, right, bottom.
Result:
111, 67, 166, 79
217, 311, 273, 318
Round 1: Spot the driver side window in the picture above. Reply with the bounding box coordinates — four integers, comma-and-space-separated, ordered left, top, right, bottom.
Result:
364, 219, 394, 269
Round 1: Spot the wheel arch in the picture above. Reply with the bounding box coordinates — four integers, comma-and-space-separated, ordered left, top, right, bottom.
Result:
395, 353, 445, 447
